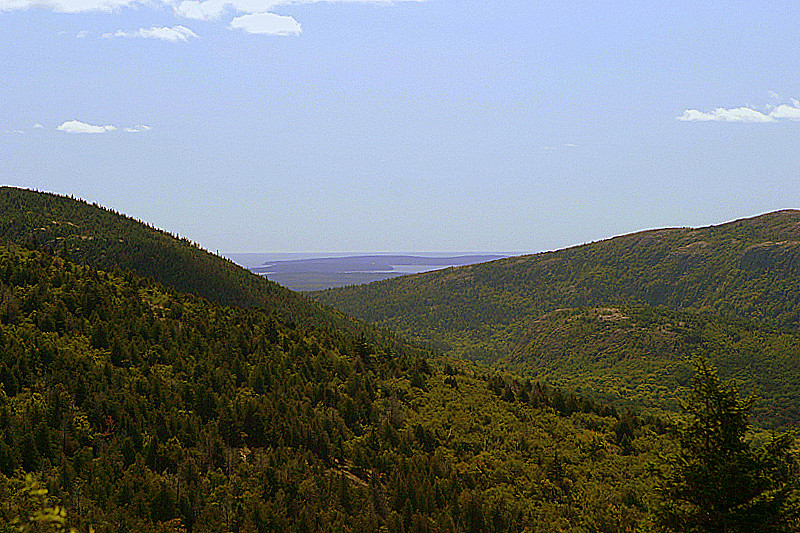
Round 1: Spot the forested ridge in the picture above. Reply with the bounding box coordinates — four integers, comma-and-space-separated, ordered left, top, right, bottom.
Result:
0, 240, 675, 532
0, 186, 376, 340
312, 210, 800, 363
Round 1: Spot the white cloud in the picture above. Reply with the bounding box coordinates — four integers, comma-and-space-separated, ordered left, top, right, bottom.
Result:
2, 0, 424, 37
12, 130, 25, 134
175, 0, 230, 20
103, 25, 198, 42
176, 0, 423, 20
230, 12, 301, 35
0, 0, 141, 13
541, 143, 577, 151
76, 29, 89, 38
678, 107, 773, 123
33, 123, 44, 128
1, 0, 423, 15
57, 120, 116, 133
124, 124, 151, 132
770, 104, 800, 120
678, 99, 800, 123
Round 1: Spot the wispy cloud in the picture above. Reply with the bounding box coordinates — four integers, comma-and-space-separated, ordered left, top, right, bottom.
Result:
541, 143, 577, 151
0, 0, 139, 13
32, 123, 44, 129
178, 0, 423, 36
57, 120, 116, 133
124, 125, 151, 133
175, 0, 424, 21
103, 26, 198, 42
76, 29, 89, 38
678, 98, 800, 123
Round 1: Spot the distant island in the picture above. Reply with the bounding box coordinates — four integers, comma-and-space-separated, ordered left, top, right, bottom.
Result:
229, 254, 505, 290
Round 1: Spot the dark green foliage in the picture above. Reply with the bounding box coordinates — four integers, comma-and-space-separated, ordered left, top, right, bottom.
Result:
0, 241, 670, 531
0, 186, 394, 346
8, 188, 798, 532
657, 357, 800, 532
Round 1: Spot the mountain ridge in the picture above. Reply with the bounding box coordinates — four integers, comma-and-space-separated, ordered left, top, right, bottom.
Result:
0, 186, 399, 344
312, 209, 800, 363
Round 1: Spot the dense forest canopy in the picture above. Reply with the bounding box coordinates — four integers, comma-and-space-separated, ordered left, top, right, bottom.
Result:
496, 306, 800, 430
0, 186, 379, 340
0, 240, 677, 532
312, 211, 800, 432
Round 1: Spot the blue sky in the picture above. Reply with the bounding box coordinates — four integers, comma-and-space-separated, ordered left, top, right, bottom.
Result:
2, 1, 800, 254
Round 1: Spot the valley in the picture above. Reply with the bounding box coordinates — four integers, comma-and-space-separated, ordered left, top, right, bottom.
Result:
0, 187, 798, 532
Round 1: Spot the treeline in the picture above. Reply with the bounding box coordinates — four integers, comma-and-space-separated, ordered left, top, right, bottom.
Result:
0, 242, 674, 532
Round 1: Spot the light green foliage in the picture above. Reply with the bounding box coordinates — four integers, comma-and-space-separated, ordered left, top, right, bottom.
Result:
1, 473, 91, 533
497, 306, 800, 429
405, 370, 672, 531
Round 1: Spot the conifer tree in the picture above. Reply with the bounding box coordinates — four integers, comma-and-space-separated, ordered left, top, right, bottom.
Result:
658, 356, 800, 532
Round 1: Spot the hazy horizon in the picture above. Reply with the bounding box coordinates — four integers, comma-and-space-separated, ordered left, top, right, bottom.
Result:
224, 251, 514, 269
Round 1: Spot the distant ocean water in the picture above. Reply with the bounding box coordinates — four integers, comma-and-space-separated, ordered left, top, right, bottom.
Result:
223, 252, 521, 291
223, 252, 522, 269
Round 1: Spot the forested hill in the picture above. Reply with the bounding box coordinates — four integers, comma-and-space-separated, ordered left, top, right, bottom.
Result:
498, 306, 800, 430
0, 187, 366, 335
312, 210, 800, 362
0, 240, 672, 532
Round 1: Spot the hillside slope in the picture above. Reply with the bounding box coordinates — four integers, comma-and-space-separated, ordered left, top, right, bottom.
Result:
0, 186, 372, 336
312, 210, 800, 362
0, 241, 670, 532
498, 306, 800, 429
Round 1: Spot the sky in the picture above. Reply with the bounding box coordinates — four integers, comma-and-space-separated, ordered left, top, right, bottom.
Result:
2, 1, 800, 254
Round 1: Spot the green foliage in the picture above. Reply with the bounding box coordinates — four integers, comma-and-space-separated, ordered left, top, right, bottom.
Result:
494, 306, 800, 429
0, 241, 672, 531
9, 188, 799, 531
313, 210, 800, 363
0, 186, 391, 345
0, 473, 90, 533
656, 357, 800, 532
